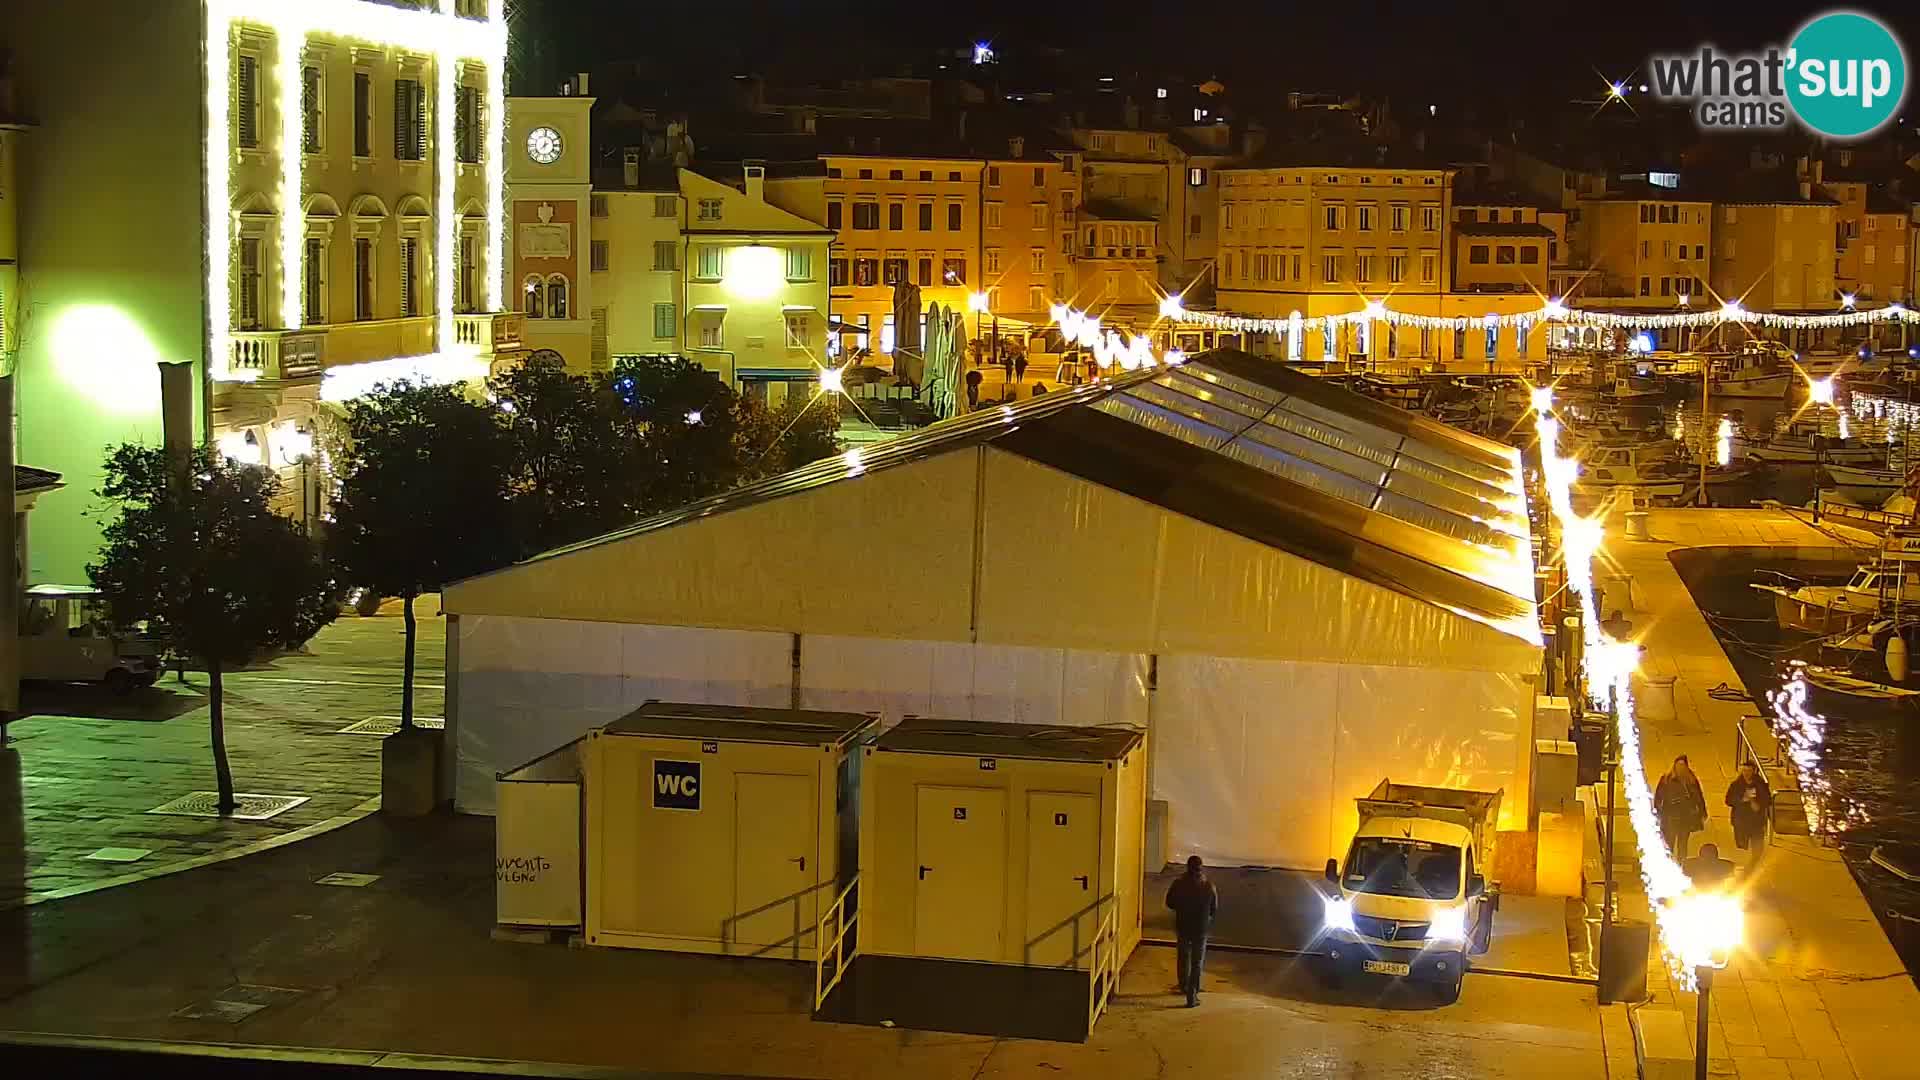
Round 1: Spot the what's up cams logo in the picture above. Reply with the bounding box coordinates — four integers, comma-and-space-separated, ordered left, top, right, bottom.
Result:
1649, 10, 1908, 139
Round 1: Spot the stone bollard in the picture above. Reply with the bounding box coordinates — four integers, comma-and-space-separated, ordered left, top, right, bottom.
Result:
1625, 510, 1651, 540
382, 726, 444, 816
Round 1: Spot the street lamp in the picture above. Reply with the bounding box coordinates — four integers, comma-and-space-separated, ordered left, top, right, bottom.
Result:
968, 291, 997, 368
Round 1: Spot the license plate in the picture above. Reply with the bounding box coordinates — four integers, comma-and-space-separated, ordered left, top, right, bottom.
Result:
1363, 960, 1412, 976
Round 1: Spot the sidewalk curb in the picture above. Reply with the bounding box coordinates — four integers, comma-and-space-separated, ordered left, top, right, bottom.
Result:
4, 795, 382, 911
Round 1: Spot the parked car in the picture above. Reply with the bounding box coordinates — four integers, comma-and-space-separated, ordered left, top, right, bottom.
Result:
20, 584, 165, 693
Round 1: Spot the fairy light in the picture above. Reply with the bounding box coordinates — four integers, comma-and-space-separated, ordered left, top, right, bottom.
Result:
205, 0, 508, 382
1164, 295, 1920, 337
1051, 305, 1167, 370
436, 17, 457, 353
1716, 416, 1732, 467
1534, 396, 1735, 988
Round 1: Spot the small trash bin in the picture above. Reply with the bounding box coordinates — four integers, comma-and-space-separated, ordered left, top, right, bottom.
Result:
1597, 919, 1651, 1004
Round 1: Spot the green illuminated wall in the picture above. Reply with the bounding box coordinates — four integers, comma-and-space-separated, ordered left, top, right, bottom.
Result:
4, 1, 206, 584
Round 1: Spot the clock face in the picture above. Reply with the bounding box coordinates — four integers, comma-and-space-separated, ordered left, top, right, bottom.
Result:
526, 126, 563, 165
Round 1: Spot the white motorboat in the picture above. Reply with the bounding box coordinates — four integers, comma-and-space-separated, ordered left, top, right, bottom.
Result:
1611, 374, 1665, 402
1752, 559, 1920, 634
1822, 463, 1905, 505
1710, 345, 1794, 400
1570, 440, 1691, 501
1745, 430, 1889, 466
1802, 664, 1920, 702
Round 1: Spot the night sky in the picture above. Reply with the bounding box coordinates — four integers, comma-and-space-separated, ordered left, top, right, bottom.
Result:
523, 0, 1920, 117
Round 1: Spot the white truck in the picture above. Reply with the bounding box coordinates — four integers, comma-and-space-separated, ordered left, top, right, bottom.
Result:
1318, 779, 1503, 1004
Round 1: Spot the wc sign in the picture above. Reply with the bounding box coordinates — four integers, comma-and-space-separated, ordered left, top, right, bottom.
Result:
653, 759, 701, 811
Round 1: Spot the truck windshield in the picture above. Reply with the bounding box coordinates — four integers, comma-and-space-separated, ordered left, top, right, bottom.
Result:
1344, 838, 1461, 899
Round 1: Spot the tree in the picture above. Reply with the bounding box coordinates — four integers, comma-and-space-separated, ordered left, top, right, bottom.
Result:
330, 381, 517, 730
492, 358, 647, 552
89, 445, 337, 812
609, 355, 751, 512
738, 391, 842, 481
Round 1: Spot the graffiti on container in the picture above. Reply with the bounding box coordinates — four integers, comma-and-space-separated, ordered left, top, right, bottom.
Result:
496, 855, 554, 884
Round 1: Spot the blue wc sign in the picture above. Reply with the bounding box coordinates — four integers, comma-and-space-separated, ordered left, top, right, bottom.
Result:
653, 759, 702, 811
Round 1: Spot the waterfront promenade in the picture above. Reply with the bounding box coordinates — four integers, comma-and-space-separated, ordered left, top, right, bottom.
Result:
1604, 507, 1920, 1080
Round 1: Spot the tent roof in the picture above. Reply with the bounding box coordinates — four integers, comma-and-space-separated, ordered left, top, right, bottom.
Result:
491, 350, 1537, 647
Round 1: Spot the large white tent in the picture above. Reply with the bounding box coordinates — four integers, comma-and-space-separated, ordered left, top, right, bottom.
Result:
443, 352, 1542, 868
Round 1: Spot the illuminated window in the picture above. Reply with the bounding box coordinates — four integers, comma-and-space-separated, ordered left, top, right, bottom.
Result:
1189, 167, 1206, 187
1030, 286, 1044, 310
943, 256, 966, 284
699, 317, 722, 348
883, 255, 907, 284
546, 276, 569, 320
1032, 203, 1047, 228
522, 274, 543, 318
854, 255, 877, 286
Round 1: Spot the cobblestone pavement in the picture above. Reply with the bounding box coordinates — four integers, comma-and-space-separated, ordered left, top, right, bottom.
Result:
1, 607, 447, 908
0, 813, 1613, 1080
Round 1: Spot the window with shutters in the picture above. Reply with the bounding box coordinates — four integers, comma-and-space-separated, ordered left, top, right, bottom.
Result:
355, 239, 376, 319
546, 275, 569, 320
236, 54, 261, 149
394, 78, 426, 161
653, 302, 676, 339
984, 248, 1002, 274
784, 313, 809, 348
697, 198, 722, 222
303, 238, 326, 323
523, 275, 543, 318
851, 202, 878, 230
786, 247, 813, 281
653, 195, 676, 217
1030, 286, 1045, 310
399, 238, 420, 316
455, 85, 480, 163
1030, 248, 1045, 273
590, 240, 608, 272
915, 202, 931, 230
828, 258, 848, 286
459, 235, 477, 312
1388, 254, 1406, 283
883, 255, 907, 285
948, 203, 962, 230
917, 256, 933, 286
590, 307, 609, 368
695, 245, 723, 280
888, 202, 903, 230
353, 71, 372, 157
301, 65, 322, 154
653, 241, 676, 271
236, 237, 262, 328
827, 201, 843, 230
1420, 252, 1437, 283
985, 203, 1002, 228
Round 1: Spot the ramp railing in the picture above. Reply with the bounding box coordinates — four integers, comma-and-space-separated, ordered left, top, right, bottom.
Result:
1086, 907, 1118, 1032
813, 875, 860, 1011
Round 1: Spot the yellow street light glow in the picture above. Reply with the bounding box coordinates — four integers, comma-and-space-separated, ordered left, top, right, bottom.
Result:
206, 0, 508, 381
968, 291, 992, 313
319, 353, 490, 403
722, 244, 785, 299
1807, 376, 1835, 406
818, 365, 846, 395
50, 304, 166, 414
1158, 294, 1185, 319
1363, 298, 1387, 321
1529, 385, 1555, 414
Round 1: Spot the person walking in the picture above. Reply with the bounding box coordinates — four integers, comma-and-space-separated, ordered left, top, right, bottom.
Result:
1166, 855, 1218, 1008
1653, 754, 1707, 861
1725, 761, 1773, 866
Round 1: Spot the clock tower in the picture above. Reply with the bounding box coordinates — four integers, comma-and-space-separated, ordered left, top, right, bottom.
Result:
506, 75, 595, 369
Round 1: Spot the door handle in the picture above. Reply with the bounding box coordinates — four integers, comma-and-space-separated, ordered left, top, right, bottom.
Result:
789, 856, 806, 871
1075, 874, 1089, 891
918, 865, 932, 880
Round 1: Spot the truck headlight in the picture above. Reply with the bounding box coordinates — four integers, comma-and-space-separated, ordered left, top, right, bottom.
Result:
1324, 896, 1355, 934
1428, 905, 1469, 943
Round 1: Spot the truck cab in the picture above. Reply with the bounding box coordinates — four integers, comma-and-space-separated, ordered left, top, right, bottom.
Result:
20, 585, 165, 694
1318, 780, 1502, 1004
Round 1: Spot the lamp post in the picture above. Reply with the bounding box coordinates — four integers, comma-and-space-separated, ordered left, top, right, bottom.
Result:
968, 291, 991, 367
1695, 965, 1715, 1080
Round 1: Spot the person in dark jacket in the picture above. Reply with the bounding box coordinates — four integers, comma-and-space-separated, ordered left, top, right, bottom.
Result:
1653, 754, 1707, 860
1725, 761, 1774, 864
1166, 855, 1219, 1007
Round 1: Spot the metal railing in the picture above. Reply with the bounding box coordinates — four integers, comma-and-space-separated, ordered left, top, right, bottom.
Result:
1733, 712, 1814, 838
1086, 907, 1118, 1032
813, 875, 860, 1012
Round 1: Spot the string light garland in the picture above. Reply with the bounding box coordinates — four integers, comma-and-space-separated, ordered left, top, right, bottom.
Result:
205, 0, 508, 382
1531, 390, 1743, 987
1168, 296, 1917, 339
1049, 304, 1181, 370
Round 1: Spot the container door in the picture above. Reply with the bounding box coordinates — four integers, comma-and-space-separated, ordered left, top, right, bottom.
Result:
1023, 792, 1099, 968
732, 772, 815, 956
913, 785, 1007, 961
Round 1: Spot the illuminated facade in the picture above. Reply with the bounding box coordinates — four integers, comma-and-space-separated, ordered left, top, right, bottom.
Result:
1572, 193, 1714, 310
507, 83, 594, 367
1825, 179, 1910, 305
3, 0, 516, 582
1710, 196, 1837, 315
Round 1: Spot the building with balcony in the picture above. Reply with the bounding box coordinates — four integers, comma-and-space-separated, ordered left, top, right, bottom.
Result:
1709, 173, 1838, 318
1569, 189, 1713, 321
4, 0, 519, 582
1822, 164, 1912, 305
978, 136, 1080, 330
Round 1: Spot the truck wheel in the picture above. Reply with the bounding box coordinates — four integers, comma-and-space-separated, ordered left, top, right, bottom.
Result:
104, 668, 136, 696
1434, 969, 1464, 1005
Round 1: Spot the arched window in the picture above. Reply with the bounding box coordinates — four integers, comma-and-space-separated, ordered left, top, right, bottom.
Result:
523, 275, 544, 319
546, 274, 570, 320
